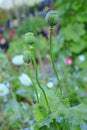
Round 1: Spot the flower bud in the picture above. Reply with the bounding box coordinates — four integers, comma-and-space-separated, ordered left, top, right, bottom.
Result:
23, 51, 32, 64
25, 32, 35, 45
45, 10, 58, 27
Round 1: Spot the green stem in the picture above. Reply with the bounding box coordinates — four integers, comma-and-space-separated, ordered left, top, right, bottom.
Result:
31, 49, 50, 110
27, 65, 39, 103
50, 27, 62, 95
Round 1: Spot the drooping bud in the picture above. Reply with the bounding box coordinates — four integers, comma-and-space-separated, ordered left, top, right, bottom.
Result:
23, 50, 32, 64
45, 10, 58, 27
25, 32, 35, 45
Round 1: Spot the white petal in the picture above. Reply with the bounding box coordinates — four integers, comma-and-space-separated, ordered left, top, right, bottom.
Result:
18, 73, 32, 86
0, 83, 9, 97
12, 55, 24, 65
47, 82, 53, 88
78, 55, 85, 62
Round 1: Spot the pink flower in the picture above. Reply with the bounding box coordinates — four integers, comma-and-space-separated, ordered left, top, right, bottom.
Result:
85, 89, 87, 93
65, 58, 73, 65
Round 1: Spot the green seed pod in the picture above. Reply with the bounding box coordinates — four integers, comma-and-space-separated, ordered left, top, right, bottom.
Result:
45, 10, 58, 27
25, 32, 35, 45
23, 50, 32, 64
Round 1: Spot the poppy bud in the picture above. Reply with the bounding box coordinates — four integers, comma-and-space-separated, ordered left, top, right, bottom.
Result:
25, 32, 35, 45
23, 51, 32, 64
45, 10, 58, 27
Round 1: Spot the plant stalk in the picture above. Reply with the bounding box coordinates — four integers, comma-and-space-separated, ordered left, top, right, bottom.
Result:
49, 27, 62, 95
31, 49, 50, 110
27, 65, 39, 103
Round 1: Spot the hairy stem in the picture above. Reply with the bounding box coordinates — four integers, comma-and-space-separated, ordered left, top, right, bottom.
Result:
27, 65, 39, 103
50, 27, 62, 95
31, 49, 50, 110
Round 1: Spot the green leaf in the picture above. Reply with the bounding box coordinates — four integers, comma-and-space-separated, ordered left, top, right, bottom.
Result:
62, 23, 85, 42
69, 40, 86, 53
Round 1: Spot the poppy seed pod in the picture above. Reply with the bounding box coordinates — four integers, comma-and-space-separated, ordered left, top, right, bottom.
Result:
23, 51, 32, 64
25, 32, 35, 45
45, 10, 58, 27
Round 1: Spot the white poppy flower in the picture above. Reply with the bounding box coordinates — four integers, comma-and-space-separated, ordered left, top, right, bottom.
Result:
18, 73, 32, 86
47, 82, 53, 88
12, 55, 24, 66
78, 55, 85, 62
0, 83, 9, 97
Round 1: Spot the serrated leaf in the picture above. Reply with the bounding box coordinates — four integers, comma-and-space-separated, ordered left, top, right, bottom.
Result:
62, 23, 85, 42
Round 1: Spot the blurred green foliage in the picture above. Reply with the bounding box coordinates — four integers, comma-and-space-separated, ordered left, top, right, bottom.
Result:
17, 17, 46, 36
0, 0, 87, 130
0, 9, 8, 25
55, 0, 87, 54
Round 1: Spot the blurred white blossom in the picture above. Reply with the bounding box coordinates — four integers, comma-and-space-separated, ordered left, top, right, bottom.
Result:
47, 81, 53, 88
12, 55, 24, 66
78, 55, 85, 62
18, 73, 32, 86
0, 83, 9, 97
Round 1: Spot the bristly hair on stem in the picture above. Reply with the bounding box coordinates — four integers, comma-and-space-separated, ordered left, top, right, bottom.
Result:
30, 48, 50, 111
49, 27, 62, 96
27, 64, 39, 103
